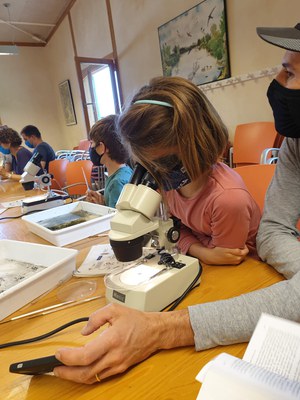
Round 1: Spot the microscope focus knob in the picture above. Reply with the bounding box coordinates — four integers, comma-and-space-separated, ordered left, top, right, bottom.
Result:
167, 227, 180, 243
41, 175, 51, 185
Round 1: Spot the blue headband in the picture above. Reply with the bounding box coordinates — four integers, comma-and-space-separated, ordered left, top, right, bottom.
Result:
134, 99, 173, 108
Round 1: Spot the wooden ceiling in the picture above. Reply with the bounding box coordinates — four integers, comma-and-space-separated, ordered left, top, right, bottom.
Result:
0, 0, 76, 46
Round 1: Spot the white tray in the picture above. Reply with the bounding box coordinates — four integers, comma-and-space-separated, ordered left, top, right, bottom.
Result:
22, 201, 116, 246
0, 240, 77, 321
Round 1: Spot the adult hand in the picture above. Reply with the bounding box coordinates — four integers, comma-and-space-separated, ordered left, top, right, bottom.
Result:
189, 243, 249, 265
54, 303, 194, 384
85, 190, 104, 205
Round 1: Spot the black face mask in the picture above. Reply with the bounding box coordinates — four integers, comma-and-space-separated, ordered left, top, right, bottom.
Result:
162, 162, 191, 191
267, 79, 300, 138
157, 156, 191, 191
89, 146, 103, 166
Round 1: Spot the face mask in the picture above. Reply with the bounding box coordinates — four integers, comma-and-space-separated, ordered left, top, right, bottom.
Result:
89, 146, 103, 166
267, 79, 300, 138
0, 145, 10, 155
161, 161, 191, 191
25, 140, 35, 149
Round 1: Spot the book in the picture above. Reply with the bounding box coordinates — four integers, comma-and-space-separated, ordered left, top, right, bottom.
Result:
196, 313, 300, 399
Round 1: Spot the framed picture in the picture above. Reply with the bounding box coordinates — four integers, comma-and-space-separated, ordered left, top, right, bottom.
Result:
58, 79, 77, 126
158, 0, 230, 85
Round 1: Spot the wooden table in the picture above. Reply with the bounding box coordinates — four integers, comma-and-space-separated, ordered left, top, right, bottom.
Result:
0, 180, 284, 399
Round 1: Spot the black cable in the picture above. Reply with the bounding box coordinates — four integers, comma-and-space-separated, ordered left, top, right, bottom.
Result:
165, 262, 203, 311
0, 317, 89, 349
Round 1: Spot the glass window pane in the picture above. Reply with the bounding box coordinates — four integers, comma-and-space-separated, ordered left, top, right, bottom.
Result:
92, 66, 116, 118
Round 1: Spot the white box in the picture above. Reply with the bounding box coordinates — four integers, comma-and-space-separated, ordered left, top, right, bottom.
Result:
0, 240, 77, 321
22, 201, 116, 246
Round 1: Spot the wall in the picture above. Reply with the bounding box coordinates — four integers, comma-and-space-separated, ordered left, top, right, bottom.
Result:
108, 0, 300, 140
71, 0, 112, 58
0, 47, 62, 149
45, 18, 86, 150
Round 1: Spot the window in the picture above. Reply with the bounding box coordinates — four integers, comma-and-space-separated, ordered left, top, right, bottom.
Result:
76, 57, 121, 132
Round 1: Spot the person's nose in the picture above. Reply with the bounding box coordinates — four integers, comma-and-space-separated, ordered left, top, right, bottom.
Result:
274, 68, 287, 86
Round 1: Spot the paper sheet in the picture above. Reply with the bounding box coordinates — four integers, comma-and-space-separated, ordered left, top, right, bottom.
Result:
74, 244, 119, 277
1, 199, 23, 208
74, 245, 154, 277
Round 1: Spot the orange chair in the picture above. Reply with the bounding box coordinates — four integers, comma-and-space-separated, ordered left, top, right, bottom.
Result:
230, 122, 278, 167
64, 160, 93, 196
234, 164, 276, 212
48, 159, 69, 190
78, 139, 90, 151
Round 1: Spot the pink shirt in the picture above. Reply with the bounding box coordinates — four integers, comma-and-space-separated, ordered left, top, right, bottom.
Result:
165, 163, 261, 259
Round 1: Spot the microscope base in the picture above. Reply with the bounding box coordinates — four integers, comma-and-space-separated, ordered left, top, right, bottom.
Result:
21, 194, 65, 213
105, 253, 201, 312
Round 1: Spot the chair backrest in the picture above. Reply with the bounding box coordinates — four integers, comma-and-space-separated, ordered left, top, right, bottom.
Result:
56, 149, 88, 161
78, 139, 90, 151
65, 160, 93, 196
232, 122, 278, 167
234, 164, 276, 212
48, 159, 69, 190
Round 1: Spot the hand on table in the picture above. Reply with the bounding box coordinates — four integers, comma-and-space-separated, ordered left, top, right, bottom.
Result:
54, 303, 194, 384
189, 243, 249, 265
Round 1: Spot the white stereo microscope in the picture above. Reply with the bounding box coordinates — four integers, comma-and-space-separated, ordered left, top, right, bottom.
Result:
105, 164, 202, 312
20, 152, 66, 212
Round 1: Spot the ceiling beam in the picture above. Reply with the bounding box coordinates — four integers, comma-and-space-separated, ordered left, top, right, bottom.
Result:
0, 21, 55, 27
46, 0, 77, 44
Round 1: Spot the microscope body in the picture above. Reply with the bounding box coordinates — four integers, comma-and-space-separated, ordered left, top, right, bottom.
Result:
109, 164, 179, 262
19, 152, 65, 212
20, 152, 51, 191
106, 164, 201, 312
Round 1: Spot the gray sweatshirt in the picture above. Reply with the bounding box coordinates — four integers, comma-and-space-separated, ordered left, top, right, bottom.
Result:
188, 138, 300, 351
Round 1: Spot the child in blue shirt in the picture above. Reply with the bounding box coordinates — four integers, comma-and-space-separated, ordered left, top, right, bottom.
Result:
87, 115, 132, 208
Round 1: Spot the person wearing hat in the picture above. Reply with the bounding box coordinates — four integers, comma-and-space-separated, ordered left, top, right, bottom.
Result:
53, 23, 300, 384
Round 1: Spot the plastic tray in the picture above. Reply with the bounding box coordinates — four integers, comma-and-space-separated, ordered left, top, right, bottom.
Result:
0, 240, 77, 321
22, 201, 116, 246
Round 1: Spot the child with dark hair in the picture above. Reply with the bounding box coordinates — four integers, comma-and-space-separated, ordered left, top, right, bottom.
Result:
20, 125, 55, 172
0, 126, 32, 181
86, 115, 132, 208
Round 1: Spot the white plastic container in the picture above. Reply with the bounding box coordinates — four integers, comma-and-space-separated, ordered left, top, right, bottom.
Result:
0, 240, 77, 321
22, 201, 116, 246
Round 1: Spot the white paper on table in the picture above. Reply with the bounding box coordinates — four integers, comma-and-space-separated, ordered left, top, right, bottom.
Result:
1, 199, 23, 208
74, 245, 154, 277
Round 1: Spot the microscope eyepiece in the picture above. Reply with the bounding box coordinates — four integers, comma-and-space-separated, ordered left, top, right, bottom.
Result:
141, 172, 158, 190
129, 163, 147, 185
30, 152, 43, 166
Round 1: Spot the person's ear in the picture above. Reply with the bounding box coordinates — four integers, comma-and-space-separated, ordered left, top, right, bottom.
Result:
100, 142, 108, 153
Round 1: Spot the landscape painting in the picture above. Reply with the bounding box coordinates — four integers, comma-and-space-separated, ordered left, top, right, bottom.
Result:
158, 0, 230, 85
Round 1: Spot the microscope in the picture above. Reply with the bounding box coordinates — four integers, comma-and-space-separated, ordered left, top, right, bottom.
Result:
20, 152, 66, 212
105, 164, 202, 312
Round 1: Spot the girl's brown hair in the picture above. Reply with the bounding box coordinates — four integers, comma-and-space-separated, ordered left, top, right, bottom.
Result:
118, 76, 228, 185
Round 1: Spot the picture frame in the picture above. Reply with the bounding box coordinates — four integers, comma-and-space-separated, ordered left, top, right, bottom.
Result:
58, 79, 77, 126
158, 0, 230, 86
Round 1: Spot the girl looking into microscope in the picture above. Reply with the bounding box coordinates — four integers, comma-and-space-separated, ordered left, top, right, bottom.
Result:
117, 76, 261, 265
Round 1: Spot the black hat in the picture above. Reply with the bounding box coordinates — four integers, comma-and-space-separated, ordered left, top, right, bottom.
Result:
257, 23, 300, 52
